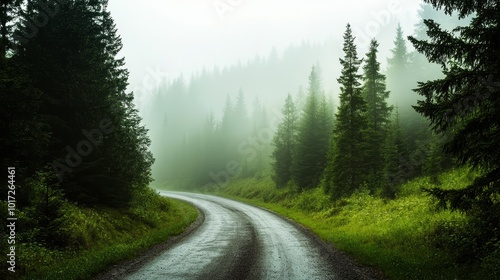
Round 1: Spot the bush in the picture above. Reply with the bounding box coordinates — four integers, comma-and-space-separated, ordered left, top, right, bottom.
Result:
427, 219, 478, 262
129, 187, 170, 227
16, 242, 66, 276
18, 172, 70, 248
292, 188, 330, 212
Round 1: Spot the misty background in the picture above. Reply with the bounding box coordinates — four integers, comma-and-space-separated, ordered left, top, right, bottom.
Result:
110, 0, 422, 107
106, 0, 466, 188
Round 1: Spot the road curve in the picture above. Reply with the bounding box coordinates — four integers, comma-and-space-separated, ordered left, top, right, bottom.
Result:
124, 192, 380, 280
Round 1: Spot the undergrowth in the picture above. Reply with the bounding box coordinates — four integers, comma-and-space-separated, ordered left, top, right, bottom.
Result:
1, 187, 198, 280
213, 167, 498, 279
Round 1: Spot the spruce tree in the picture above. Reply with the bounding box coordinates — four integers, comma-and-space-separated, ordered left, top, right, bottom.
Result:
220, 95, 234, 135
318, 94, 334, 156
382, 108, 405, 198
254, 105, 271, 177
408, 0, 500, 253
214, 95, 235, 172
295, 85, 306, 116
362, 39, 392, 191
388, 23, 429, 176
387, 23, 413, 113
272, 93, 298, 188
234, 88, 250, 139
388, 24, 409, 75
324, 24, 367, 199
293, 65, 326, 190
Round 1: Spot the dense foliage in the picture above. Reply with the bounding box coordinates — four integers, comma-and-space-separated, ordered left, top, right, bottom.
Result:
361, 39, 393, 193
409, 0, 500, 260
1, 0, 154, 254
271, 93, 297, 188
293, 66, 333, 190
324, 25, 368, 199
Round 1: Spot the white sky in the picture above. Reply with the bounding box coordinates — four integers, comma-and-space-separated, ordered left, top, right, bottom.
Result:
107, 0, 423, 98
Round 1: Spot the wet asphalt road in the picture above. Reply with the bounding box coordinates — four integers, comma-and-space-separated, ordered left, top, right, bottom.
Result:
124, 192, 377, 280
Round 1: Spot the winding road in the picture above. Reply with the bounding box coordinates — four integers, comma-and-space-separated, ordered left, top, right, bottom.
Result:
118, 192, 380, 280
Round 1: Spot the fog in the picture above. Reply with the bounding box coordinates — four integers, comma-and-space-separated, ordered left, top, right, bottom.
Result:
109, 0, 422, 106
106, 0, 467, 188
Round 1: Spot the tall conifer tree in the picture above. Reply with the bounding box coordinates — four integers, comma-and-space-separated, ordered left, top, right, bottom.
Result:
409, 0, 500, 252
294, 66, 326, 190
324, 24, 367, 199
362, 39, 392, 191
272, 94, 298, 188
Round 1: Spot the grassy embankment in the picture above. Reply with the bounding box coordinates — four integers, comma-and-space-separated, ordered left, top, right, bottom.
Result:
1, 188, 198, 280
210, 167, 497, 279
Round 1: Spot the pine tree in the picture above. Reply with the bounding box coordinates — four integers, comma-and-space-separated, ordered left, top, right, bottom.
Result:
214, 95, 235, 172
388, 23, 430, 175
362, 39, 392, 191
382, 108, 404, 198
293, 65, 327, 190
408, 0, 500, 253
318, 95, 334, 153
15, 0, 153, 206
234, 88, 250, 138
424, 130, 445, 184
324, 24, 367, 199
295, 85, 306, 116
246, 97, 265, 177
387, 23, 413, 113
272, 93, 298, 188
220, 95, 234, 134
254, 104, 271, 178
388, 24, 409, 74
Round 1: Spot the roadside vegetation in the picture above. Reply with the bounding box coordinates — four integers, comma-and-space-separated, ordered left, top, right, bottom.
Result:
212, 167, 499, 279
0, 2, 202, 280
0, 186, 197, 280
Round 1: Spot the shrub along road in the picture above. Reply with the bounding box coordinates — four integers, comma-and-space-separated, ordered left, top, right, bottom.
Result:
119, 192, 381, 280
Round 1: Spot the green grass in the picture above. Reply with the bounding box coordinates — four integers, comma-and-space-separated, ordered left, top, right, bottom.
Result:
3, 188, 198, 280
211, 167, 490, 279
